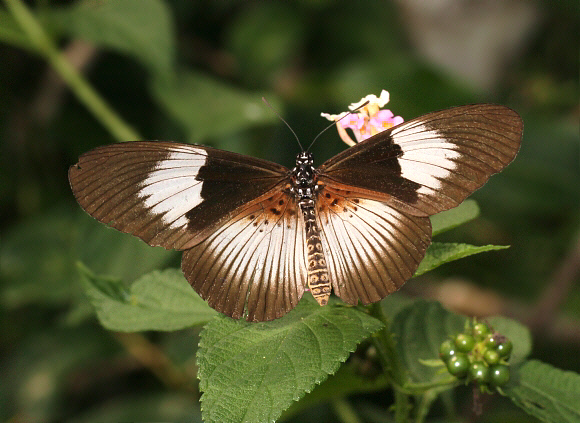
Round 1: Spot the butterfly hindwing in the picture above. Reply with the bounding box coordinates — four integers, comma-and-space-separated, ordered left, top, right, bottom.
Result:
318, 104, 523, 216
315, 184, 431, 305
181, 189, 308, 321
68, 142, 289, 250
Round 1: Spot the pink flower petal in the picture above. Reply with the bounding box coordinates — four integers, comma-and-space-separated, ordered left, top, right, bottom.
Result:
338, 113, 365, 130
392, 116, 404, 126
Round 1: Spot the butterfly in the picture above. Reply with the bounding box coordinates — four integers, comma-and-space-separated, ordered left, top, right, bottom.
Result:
69, 104, 522, 321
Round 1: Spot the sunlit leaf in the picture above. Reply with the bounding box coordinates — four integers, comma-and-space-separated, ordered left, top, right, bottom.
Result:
416, 242, 509, 276
197, 297, 383, 423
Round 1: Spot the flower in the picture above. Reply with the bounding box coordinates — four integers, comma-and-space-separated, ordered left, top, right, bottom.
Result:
321, 90, 404, 146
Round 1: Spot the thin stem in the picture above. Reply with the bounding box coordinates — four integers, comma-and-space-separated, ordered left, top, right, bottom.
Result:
330, 398, 362, 423
114, 332, 197, 395
368, 303, 406, 386
394, 390, 412, 423
402, 377, 459, 394
5, 0, 142, 141
528, 231, 580, 329
415, 390, 438, 423
368, 303, 410, 423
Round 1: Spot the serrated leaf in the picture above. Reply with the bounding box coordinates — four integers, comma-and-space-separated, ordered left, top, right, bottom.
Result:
281, 361, 389, 420
79, 264, 216, 331
391, 300, 465, 384
197, 297, 383, 423
431, 199, 480, 236
415, 242, 509, 276
48, 0, 175, 79
151, 70, 280, 143
487, 316, 532, 365
506, 360, 580, 423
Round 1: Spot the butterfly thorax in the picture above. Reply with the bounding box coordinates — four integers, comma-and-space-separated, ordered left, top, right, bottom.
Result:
291, 151, 317, 199
290, 151, 331, 306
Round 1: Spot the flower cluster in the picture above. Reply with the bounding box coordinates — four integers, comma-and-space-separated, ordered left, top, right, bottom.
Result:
321, 90, 404, 146
439, 320, 512, 392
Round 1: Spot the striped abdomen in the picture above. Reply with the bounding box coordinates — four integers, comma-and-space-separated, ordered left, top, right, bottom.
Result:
299, 198, 331, 306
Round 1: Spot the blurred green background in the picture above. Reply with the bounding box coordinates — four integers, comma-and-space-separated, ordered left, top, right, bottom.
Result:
0, 0, 578, 422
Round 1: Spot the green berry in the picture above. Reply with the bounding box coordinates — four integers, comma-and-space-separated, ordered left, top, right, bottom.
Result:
490, 365, 510, 386
469, 361, 490, 384
473, 323, 490, 341
484, 349, 500, 365
447, 353, 469, 378
455, 333, 476, 353
496, 340, 513, 358
484, 334, 499, 349
439, 339, 456, 362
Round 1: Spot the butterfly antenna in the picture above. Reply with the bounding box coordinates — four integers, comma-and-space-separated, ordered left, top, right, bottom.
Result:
305, 100, 369, 152
262, 97, 304, 151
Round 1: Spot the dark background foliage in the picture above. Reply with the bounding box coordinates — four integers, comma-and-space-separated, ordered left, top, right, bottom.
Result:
0, 0, 578, 422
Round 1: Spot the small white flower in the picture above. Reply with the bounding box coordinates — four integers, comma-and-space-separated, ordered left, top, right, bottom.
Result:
321, 90, 403, 146
348, 90, 390, 111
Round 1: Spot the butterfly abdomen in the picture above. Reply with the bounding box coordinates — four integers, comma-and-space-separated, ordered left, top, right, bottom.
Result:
299, 198, 331, 306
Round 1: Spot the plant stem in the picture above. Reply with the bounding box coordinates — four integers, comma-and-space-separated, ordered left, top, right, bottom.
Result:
114, 332, 198, 395
4, 0, 142, 141
368, 303, 411, 423
368, 303, 406, 385
394, 389, 412, 423
402, 378, 458, 394
330, 398, 362, 423
415, 390, 438, 423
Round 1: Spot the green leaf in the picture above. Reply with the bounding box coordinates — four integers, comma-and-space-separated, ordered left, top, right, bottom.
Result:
197, 297, 383, 423
79, 264, 217, 331
506, 360, 580, 423
431, 199, 480, 236
0, 208, 172, 308
75, 214, 175, 283
48, 0, 175, 79
416, 242, 510, 276
225, 3, 304, 82
487, 316, 532, 365
151, 70, 280, 143
281, 361, 389, 420
391, 300, 465, 385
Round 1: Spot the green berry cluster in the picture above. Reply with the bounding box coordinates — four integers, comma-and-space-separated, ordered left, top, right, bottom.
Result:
439, 321, 512, 390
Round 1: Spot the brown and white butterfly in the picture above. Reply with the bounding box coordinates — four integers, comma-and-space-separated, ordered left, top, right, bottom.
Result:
69, 104, 522, 321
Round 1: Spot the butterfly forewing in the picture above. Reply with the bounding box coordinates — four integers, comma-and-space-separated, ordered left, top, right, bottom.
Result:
318, 104, 523, 216
68, 142, 289, 250
181, 189, 307, 321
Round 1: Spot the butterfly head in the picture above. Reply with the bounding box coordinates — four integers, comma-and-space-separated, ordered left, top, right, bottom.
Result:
296, 151, 313, 167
